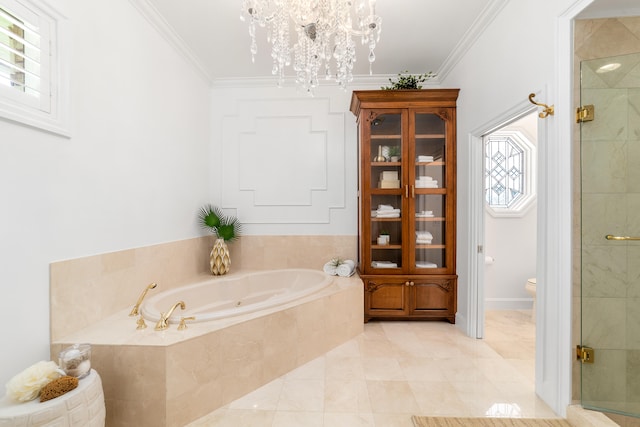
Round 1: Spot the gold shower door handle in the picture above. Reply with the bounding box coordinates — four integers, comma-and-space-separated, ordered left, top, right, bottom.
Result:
605, 234, 640, 241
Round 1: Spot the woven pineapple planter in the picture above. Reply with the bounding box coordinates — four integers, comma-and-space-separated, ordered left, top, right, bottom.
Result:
210, 238, 231, 275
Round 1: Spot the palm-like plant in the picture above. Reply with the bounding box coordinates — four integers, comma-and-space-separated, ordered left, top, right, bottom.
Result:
198, 204, 242, 241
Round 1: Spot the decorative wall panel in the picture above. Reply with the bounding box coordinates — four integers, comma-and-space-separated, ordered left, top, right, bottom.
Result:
221, 97, 346, 224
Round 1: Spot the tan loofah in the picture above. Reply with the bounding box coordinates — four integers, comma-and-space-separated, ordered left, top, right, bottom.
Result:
39, 376, 78, 402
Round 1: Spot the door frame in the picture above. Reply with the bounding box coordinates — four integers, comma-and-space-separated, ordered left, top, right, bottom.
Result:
468, 101, 538, 340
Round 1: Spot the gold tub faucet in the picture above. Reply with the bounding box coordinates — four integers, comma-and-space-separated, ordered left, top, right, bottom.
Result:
129, 282, 157, 316
155, 301, 186, 331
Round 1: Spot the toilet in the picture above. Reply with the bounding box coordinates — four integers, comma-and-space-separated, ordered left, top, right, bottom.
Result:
525, 278, 537, 322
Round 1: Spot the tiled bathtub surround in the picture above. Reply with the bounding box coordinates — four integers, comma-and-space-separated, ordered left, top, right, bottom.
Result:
50, 235, 357, 340
49, 235, 358, 427
51, 274, 363, 427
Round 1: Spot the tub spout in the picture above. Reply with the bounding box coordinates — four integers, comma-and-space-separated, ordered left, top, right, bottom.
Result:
155, 301, 186, 331
129, 282, 157, 316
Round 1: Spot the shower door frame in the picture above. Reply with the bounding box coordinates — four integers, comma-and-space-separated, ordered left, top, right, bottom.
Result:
580, 51, 640, 418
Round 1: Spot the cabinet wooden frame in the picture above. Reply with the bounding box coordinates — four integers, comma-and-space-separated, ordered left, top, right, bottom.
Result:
350, 89, 459, 323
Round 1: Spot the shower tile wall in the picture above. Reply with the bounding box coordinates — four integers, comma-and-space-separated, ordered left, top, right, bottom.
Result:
574, 16, 640, 423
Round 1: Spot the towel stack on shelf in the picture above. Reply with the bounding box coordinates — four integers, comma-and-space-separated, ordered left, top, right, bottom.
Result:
373, 204, 400, 218
416, 210, 434, 218
417, 155, 434, 162
416, 261, 437, 268
416, 231, 433, 244
371, 261, 398, 268
415, 176, 438, 188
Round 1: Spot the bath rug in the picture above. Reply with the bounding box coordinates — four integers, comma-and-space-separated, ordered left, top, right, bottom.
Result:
411, 416, 573, 427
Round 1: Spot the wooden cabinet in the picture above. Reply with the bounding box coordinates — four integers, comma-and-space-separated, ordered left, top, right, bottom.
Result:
350, 89, 459, 323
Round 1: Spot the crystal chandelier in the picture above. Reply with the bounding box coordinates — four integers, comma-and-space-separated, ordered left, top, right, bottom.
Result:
241, 0, 382, 93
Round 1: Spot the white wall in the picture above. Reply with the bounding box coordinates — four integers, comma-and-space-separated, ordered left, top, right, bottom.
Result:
484, 208, 537, 309
0, 0, 211, 387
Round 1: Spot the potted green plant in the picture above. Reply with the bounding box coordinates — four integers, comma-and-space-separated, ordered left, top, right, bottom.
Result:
388, 146, 400, 162
381, 70, 436, 90
198, 204, 242, 275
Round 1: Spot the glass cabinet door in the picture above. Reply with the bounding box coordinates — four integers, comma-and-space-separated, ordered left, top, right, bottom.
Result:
367, 112, 403, 271
411, 112, 448, 272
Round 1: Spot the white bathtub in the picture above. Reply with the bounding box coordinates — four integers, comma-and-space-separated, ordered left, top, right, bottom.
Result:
141, 268, 333, 323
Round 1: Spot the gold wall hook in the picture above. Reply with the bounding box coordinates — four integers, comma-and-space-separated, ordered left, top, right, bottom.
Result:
528, 93, 554, 118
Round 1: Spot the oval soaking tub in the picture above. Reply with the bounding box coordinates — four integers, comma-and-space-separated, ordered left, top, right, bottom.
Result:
141, 268, 333, 323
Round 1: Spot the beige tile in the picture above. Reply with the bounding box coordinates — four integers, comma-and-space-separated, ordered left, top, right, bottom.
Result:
188, 408, 275, 427
409, 381, 470, 416
362, 357, 406, 381
323, 412, 375, 427
228, 378, 284, 410
285, 357, 326, 380
325, 356, 365, 380
366, 380, 420, 413
398, 358, 448, 381
191, 311, 543, 425
371, 413, 415, 427
324, 379, 371, 413
272, 411, 324, 427
277, 379, 325, 411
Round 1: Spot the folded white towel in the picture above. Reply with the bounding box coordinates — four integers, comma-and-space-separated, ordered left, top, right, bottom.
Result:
416, 182, 438, 188
371, 261, 398, 268
417, 155, 434, 162
416, 262, 437, 268
416, 231, 433, 238
377, 204, 395, 211
336, 259, 356, 277
375, 213, 400, 218
323, 261, 337, 275
416, 239, 433, 244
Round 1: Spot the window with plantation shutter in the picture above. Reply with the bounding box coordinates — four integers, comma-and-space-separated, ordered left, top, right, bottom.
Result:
0, 0, 69, 136
0, 5, 45, 106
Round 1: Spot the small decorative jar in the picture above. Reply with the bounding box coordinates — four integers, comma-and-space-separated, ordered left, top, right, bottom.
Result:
59, 343, 92, 379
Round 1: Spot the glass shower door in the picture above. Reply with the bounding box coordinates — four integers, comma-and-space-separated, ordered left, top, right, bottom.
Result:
580, 51, 640, 417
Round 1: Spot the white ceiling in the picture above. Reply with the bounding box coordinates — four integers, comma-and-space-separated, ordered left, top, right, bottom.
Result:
139, 0, 640, 83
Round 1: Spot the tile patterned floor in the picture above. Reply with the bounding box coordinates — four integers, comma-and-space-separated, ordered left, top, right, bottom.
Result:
187, 310, 556, 427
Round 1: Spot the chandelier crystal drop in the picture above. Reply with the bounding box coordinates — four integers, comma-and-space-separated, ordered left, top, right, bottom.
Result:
241, 0, 382, 93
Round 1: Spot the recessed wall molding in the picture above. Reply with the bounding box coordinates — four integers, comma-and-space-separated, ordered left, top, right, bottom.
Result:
221, 96, 346, 225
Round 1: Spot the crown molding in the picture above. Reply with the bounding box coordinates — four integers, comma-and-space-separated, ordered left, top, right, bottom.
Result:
128, 0, 213, 85
211, 74, 443, 90
437, 0, 509, 80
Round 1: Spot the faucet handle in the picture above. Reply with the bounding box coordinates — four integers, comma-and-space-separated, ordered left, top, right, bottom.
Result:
178, 316, 196, 331
136, 315, 147, 330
